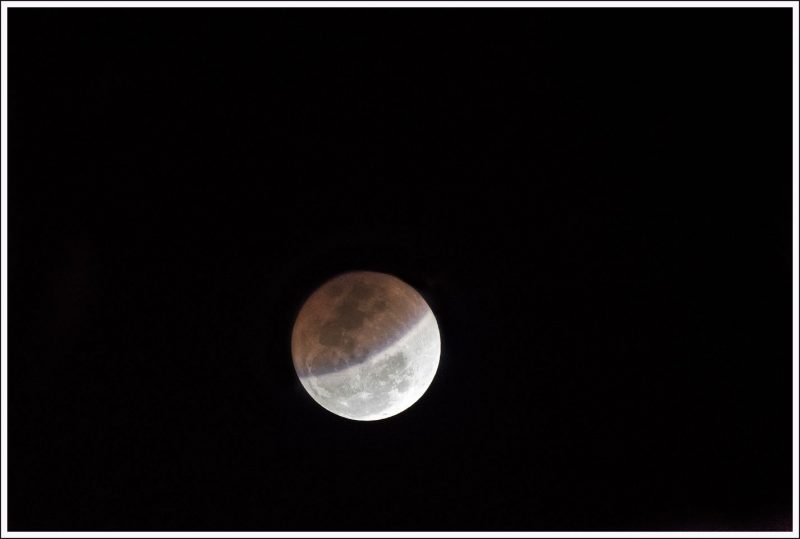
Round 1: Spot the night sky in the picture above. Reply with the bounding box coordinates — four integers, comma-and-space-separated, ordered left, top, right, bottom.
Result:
7, 7, 794, 531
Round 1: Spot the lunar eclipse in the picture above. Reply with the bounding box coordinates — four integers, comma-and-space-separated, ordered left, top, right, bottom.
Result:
291, 271, 441, 420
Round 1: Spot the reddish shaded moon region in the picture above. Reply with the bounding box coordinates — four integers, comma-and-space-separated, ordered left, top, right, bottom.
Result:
292, 271, 430, 377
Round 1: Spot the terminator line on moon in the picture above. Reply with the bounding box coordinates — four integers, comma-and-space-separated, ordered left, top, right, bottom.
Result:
291, 271, 441, 421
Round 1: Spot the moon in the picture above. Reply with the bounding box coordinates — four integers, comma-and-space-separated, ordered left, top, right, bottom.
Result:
291, 271, 441, 421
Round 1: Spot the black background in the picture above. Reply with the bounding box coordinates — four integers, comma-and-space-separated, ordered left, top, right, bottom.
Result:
7, 7, 794, 531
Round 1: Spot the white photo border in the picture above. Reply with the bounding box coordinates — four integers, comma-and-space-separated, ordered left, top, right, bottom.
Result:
1, 1, 797, 537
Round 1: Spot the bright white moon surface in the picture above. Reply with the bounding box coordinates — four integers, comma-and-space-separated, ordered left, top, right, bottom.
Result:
291, 271, 441, 421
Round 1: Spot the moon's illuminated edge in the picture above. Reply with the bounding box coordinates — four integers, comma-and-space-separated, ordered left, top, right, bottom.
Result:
297, 310, 441, 421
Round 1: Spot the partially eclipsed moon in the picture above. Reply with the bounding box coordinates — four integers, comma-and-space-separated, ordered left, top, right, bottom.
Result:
291, 271, 441, 421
